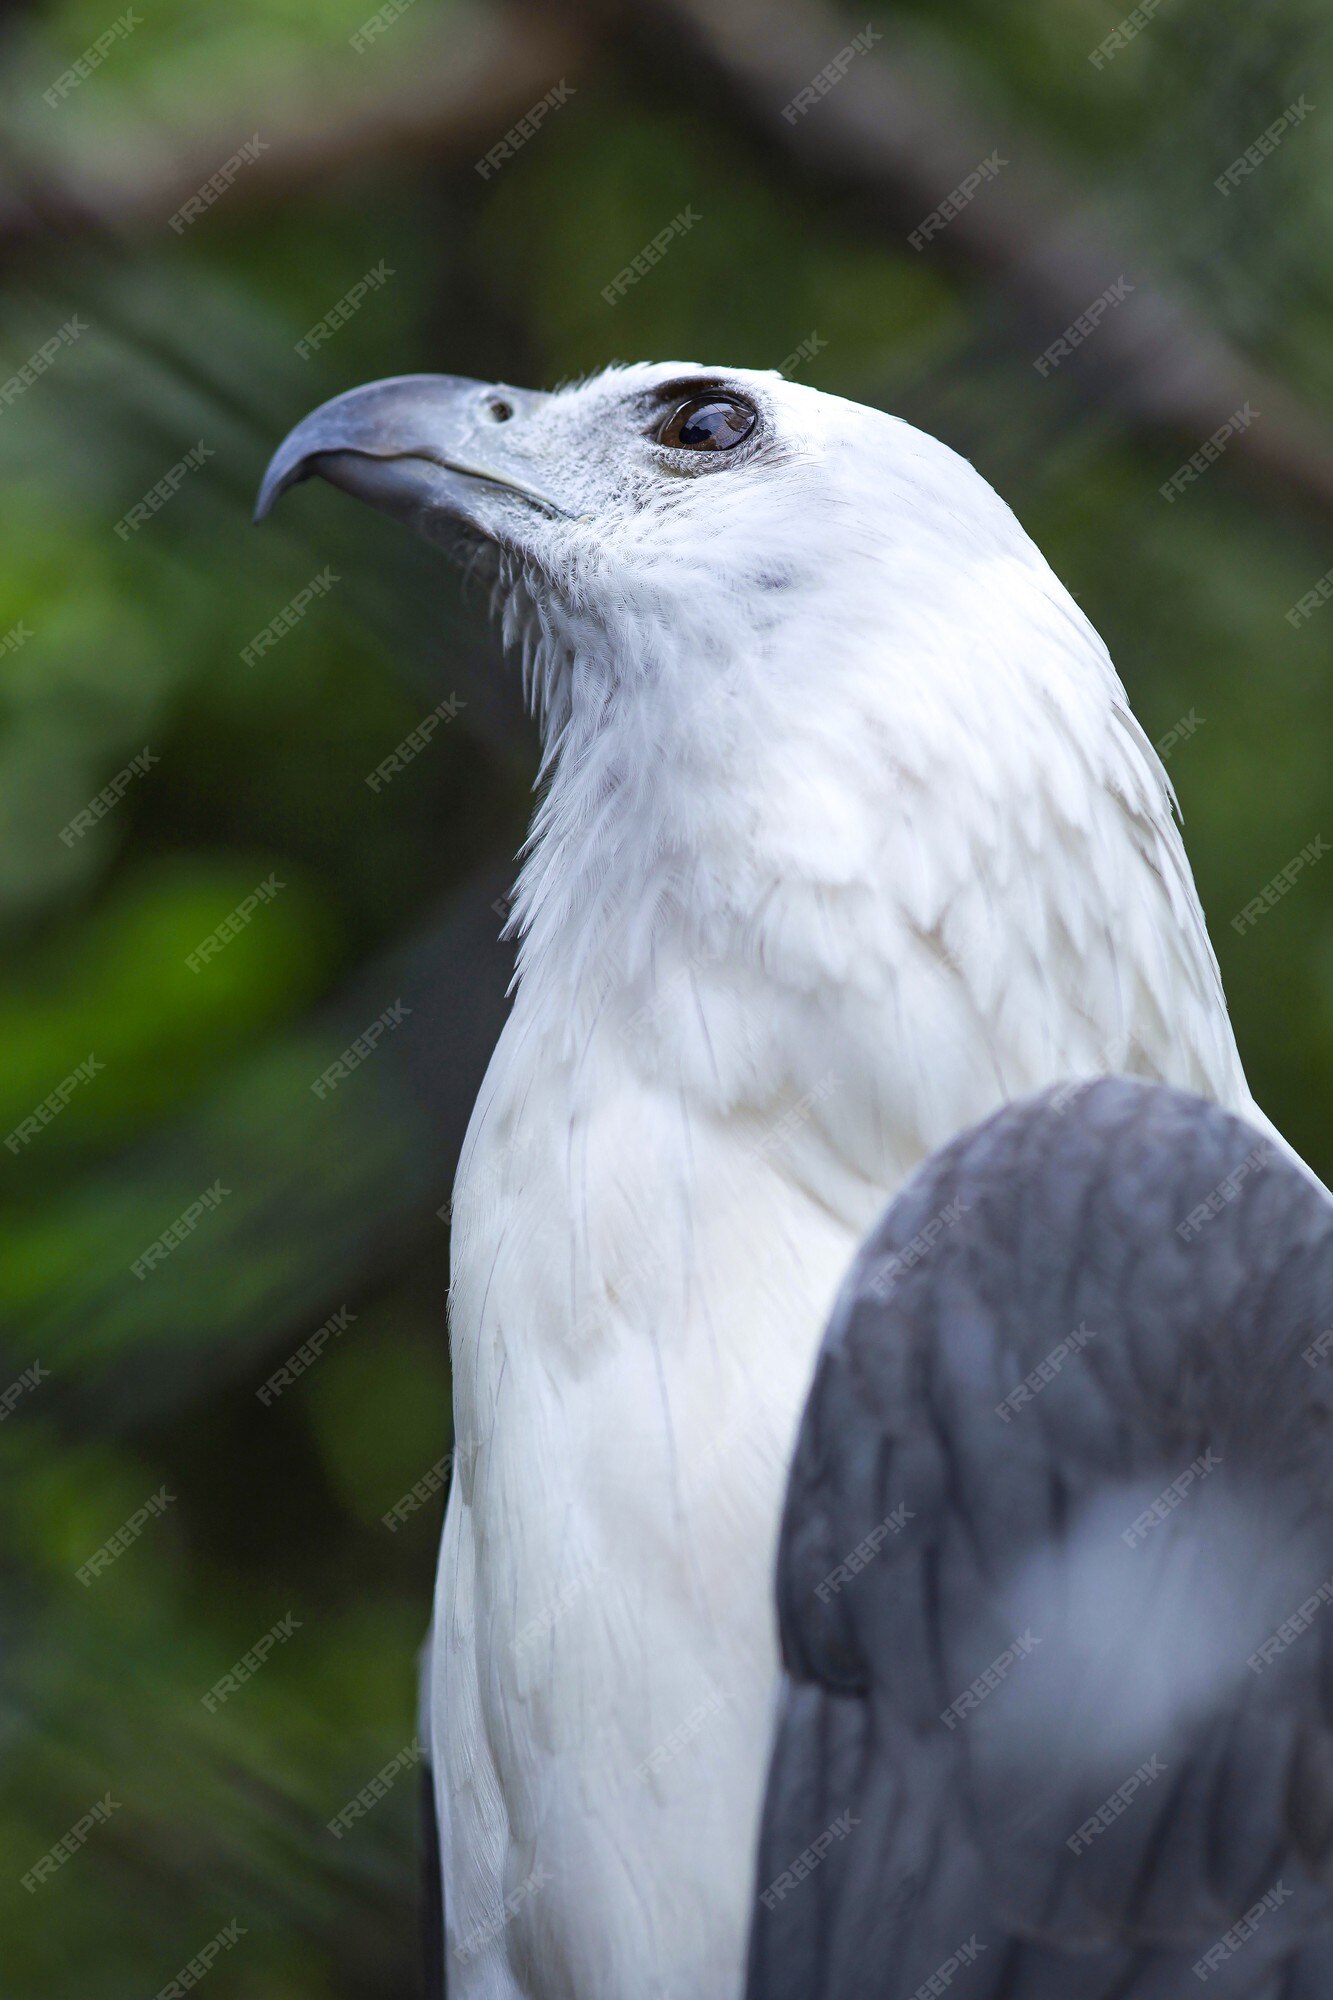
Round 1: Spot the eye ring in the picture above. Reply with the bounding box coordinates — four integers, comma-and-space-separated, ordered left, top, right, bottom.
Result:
658, 394, 756, 452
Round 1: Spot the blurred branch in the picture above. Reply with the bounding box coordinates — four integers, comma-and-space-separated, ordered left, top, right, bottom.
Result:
8, 0, 1333, 511
606, 0, 1333, 513
0, 8, 584, 251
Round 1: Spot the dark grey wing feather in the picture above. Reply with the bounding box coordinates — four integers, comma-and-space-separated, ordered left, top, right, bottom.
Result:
747, 1079, 1333, 2000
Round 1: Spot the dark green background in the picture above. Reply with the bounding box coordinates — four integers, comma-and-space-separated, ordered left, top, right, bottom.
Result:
2, 0, 1330, 1991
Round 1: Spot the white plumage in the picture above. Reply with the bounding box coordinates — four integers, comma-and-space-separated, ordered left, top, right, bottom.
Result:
421, 365, 1274, 1997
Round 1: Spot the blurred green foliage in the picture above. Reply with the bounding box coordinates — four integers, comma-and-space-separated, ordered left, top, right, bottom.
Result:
1, 0, 1331, 1992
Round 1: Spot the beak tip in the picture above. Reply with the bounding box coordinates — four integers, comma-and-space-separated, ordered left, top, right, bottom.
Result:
252, 455, 303, 525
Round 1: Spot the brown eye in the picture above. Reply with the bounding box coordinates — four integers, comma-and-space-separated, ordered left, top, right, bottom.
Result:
659, 394, 756, 451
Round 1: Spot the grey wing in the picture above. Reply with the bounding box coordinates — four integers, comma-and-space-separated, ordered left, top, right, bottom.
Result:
747, 1078, 1333, 2000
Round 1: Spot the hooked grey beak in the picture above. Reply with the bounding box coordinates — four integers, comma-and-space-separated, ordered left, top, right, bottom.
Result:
254, 372, 571, 547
